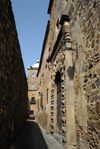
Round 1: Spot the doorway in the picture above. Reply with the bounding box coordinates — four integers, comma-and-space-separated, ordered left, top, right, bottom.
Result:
55, 71, 62, 134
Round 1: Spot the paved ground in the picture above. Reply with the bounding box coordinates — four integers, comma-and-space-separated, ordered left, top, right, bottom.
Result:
10, 120, 48, 149
10, 120, 63, 149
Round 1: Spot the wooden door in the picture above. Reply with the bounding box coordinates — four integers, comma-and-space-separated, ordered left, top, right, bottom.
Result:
55, 72, 62, 134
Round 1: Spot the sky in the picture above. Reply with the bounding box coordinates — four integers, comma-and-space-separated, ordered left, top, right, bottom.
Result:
11, 0, 50, 76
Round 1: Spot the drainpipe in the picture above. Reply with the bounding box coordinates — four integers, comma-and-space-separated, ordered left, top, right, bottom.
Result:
60, 15, 77, 149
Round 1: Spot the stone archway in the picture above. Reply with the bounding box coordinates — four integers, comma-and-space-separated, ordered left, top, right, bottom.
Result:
55, 71, 62, 134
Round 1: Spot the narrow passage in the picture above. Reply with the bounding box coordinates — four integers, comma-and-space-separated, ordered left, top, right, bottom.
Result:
11, 121, 48, 149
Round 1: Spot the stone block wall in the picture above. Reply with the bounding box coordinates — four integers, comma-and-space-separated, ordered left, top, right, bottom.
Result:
34, 0, 100, 148
36, 21, 51, 130
46, 0, 100, 148
67, 0, 100, 148
28, 90, 37, 116
27, 62, 39, 116
36, 72, 49, 129
27, 69, 38, 90
0, 0, 28, 148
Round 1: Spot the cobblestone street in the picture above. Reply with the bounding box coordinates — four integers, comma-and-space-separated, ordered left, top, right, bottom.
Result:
10, 121, 48, 149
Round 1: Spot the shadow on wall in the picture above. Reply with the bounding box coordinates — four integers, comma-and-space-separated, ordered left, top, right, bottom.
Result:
27, 98, 31, 117
67, 65, 75, 80
0, 0, 28, 149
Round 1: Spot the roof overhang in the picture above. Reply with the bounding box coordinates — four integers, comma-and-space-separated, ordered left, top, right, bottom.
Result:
27, 67, 38, 70
28, 89, 38, 91
47, 0, 54, 14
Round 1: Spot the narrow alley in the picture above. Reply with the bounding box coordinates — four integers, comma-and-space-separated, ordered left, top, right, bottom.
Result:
0, 0, 100, 149
10, 120, 63, 149
10, 120, 48, 149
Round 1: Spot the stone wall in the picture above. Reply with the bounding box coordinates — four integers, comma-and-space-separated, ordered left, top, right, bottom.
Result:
36, 21, 51, 130
0, 0, 28, 149
28, 90, 37, 116
27, 69, 38, 90
37, 0, 100, 148
66, 0, 100, 148
27, 62, 39, 116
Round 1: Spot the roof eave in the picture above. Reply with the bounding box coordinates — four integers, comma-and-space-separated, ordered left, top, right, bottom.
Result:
47, 0, 53, 14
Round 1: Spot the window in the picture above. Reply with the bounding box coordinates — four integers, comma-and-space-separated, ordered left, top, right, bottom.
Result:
32, 85, 34, 88
30, 110, 34, 114
32, 73, 35, 77
30, 97, 36, 104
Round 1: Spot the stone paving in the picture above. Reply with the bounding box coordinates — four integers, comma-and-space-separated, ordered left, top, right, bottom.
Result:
10, 120, 48, 149
10, 120, 63, 149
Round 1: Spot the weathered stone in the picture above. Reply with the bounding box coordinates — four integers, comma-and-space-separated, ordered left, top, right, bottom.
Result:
0, 1, 28, 149
95, 79, 100, 88
97, 23, 100, 31
91, 30, 95, 38
95, 120, 100, 130
96, 102, 99, 115
27, 60, 39, 116
86, 39, 89, 47
92, 83, 96, 89
95, 95, 98, 102
36, 0, 100, 148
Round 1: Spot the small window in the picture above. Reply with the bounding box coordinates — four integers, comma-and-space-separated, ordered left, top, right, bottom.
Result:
30, 97, 36, 104
30, 110, 34, 114
32, 73, 35, 77
32, 85, 34, 88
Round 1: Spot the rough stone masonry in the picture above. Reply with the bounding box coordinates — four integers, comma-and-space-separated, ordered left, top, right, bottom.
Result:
0, 0, 28, 149
36, 0, 100, 148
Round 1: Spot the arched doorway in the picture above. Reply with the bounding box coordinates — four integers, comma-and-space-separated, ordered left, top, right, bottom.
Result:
55, 71, 62, 134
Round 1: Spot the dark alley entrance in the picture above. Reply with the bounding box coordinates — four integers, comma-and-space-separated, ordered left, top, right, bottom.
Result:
10, 121, 48, 149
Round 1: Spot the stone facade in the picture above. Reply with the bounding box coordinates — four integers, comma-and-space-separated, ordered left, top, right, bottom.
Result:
27, 60, 39, 116
0, 0, 28, 149
36, 20, 51, 129
36, 0, 100, 149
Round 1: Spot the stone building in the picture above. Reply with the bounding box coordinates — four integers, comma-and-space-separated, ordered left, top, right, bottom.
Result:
0, 0, 28, 149
27, 60, 39, 116
36, 0, 100, 148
